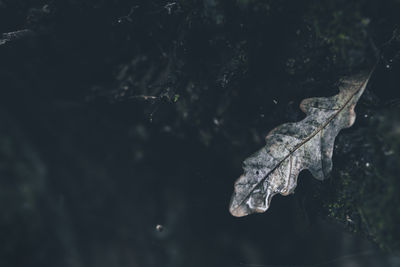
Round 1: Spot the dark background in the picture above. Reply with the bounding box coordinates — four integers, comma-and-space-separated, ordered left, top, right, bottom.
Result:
0, 0, 400, 266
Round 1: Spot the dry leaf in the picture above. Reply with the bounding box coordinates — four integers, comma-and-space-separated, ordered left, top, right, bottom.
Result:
229, 71, 373, 217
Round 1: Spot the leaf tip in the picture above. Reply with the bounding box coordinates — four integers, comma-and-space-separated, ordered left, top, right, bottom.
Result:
229, 187, 249, 217
229, 175, 273, 217
229, 203, 248, 217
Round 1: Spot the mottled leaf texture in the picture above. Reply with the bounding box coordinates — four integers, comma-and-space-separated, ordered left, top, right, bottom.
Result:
229, 71, 372, 217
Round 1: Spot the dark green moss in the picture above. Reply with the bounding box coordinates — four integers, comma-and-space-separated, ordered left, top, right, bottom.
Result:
306, 0, 370, 66
320, 109, 400, 251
